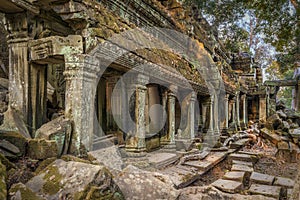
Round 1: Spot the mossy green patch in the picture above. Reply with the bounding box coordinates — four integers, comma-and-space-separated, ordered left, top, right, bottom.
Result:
0, 161, 7, 200
35, 157, 56, 174
9, 183, 43, 200
42, 165, 63, 195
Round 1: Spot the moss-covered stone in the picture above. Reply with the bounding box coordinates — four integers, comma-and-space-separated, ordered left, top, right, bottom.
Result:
34, 157, 57, 175
27, 139, 58, 160
42, 164, 63, 195
9, 182, 44, 200
0, 160, 6, 200
0, 153, 16, 170
0, 130, 27, 156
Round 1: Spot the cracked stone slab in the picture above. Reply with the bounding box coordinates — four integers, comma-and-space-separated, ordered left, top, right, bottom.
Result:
211, 179, 243, 193
274, 177, 295, 188
249, 184, 282, 199
231, 164, 254, 173
250, 172, 275, 185
223, 171, 245, 182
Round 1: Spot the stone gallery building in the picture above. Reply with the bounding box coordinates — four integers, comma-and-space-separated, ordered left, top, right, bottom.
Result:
0, 0, 298, 156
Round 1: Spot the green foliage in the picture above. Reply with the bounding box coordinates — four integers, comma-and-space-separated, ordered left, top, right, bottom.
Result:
184, 0, 299, 73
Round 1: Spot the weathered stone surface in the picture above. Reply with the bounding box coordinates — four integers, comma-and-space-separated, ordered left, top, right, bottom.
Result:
160, 165, 199, 188
35, 116, 72, 155
279, 121, 290, 132
25, 159, 123, 199
185, 151, 227, 172
148, 152, 178, 169
274, 177, 295, 188
260, 128, 281, 145
175, 139, 193, 151
284, 108, 300, 119
9, 183, 44, 200
265, 114, 282, 130
0, 139, 20, 154
0, 131, 27, 156
0, 108, 31, 138
0, 78, 8, 90
27, 139, 58, 160
0, 160, 6, 200
232, 160, 253, 167
231, 164, 254, 173
250, 172, 275, 185
88, 146, 124, 173
115, 165, 179, 200
229, 153, 258, 163
223, 171, 245, 182
249, 184, 281, 198
179, 186, 276, 200
211, 179, 243, 193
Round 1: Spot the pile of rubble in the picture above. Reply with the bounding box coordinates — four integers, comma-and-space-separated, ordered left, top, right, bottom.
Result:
261, 101, 300, 163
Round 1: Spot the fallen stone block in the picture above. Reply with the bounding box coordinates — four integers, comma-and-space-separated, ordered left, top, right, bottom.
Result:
249, 184, 282, 199
35, 116, 72, 155
0, 108, 31, 139
8, 183, 44, 200
274, 177, 295, 188
232, 160, 253, 167
250, 172, 275, 185
0, 131, 27, 156
223, 171, 245, 183
27, 139, 58, 160
211, 179, 243, 193
260, 128, 281, 145
25, 159, 124, 199
115, 165, 179, 199
229, 153, 258, 163
231, 164, 253, 173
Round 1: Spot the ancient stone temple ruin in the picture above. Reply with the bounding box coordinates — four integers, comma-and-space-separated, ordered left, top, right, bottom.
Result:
0, 0, 300, 199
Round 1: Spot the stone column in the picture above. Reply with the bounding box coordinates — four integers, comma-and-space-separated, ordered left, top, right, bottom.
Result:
181, 91, 196, 139
125, 74, 149, 154
295, 81, 300, 112
222, 94, 229, 132
106, 76, 120, 131
230, 98, 238, 131
201, 101, 208, 132
64, 54, 99, 154
235, 92, 241, 129
259, 94, 267, 123
147, 84, 161, 134
6, 13, 30, 122
241, 94, 247, 128
207, 97, 214, 135
161, 85, 177, 149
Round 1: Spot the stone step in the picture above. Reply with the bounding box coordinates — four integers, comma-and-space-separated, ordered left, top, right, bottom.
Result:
232, 160, 253, 167
223, 171, 246, 183
231, 164, 254, 173
249, 184, 282, 199
160, 166, 199, 189
274, 177, 295, 188
211, 179, 243, 193
250, 172, 275, 185
184, 151, 227, 172
148, 152, 179, 169
229, 153, 258, 163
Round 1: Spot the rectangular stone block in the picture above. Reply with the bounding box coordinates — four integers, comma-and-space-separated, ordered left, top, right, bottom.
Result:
249, 184, 282, 199
231, 164, 253, 173
223, 171, 245, 183
250, 172, 275, 185
212, 179, 243, 193
232, 160, 253, 167
274, 177, 295, 188
229, 153, 258, 163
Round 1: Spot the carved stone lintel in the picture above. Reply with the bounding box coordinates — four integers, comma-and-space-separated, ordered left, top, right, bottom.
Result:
30, 35, 83, 63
